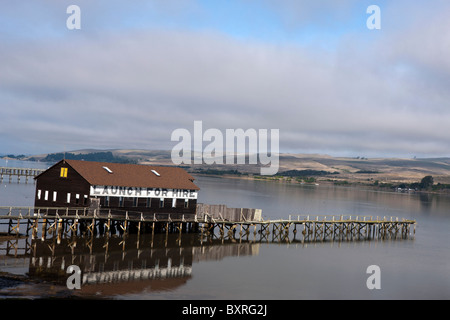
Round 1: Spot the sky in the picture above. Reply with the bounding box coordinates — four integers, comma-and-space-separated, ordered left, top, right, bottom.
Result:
1, 0, 450, 158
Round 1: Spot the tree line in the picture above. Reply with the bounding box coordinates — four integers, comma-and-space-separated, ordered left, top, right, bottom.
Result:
396, 176, 450, 191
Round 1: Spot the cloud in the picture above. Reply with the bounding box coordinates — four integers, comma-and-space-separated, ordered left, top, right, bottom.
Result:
0, 1, 450, 157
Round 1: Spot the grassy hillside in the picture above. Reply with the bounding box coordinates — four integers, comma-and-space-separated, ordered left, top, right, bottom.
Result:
4, 149, 450, 188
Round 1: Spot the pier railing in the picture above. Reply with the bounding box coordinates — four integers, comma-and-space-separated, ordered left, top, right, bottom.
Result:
0, 166, 45, 183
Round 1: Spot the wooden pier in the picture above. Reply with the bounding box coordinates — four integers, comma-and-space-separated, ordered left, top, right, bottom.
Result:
0, 206, 416, 244
0, 167, 45, 183
205, 215, 416, 243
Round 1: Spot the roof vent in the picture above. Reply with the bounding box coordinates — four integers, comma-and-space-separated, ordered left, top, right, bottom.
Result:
151, 169, 160, 177
103, 166, 113, 174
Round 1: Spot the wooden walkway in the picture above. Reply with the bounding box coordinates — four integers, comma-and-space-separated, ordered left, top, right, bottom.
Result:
201, 214, 416, 243
0, 206, 416, 243
0, 167, 45, 183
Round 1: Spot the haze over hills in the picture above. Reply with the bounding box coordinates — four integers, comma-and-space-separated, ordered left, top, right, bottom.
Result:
5, 149, 450, 186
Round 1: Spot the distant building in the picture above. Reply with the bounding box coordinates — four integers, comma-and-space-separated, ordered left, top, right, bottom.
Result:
34, 159, 200, 219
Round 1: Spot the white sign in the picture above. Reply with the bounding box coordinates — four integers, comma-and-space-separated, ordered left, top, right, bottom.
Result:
90, 185, 198, 199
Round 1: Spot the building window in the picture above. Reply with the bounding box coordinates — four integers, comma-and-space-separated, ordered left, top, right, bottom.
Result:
133, 197, 138, 207
83, 195, 88, 205
37, 190, 41, 200
119, 197, 124, 207
60, 167, 68, 178
44, 190, 48, 201
53, 191, 57, 202
146, 198, 151, 208
184, 199, 189, 208
67, 193, 71, 204
172, 198, 177, 208
75, 194, 80, 205
105, 196, 110, 207
159, 198, 164, 208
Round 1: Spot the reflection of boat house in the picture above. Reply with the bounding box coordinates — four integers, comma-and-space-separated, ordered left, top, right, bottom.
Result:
34, 159, 200, 219
26, 234, 260, 296
27, 235, 194, 295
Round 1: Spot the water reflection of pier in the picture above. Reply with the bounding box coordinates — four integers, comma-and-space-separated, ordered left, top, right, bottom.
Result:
1, 233, 260, 295
29, 235, 195, 289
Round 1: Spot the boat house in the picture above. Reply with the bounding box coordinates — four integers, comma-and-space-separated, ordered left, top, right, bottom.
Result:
34, 159, 200, 219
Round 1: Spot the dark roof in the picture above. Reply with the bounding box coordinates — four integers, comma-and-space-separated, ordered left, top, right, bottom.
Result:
58, 159, 200, 190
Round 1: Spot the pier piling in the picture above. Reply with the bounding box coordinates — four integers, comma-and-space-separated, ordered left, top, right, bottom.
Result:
0, 207, 416, 244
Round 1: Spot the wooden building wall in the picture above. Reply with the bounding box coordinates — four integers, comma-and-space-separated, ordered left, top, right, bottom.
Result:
34, 161, 91, 208
98, 196, 197, 219
34, 160, 198, 218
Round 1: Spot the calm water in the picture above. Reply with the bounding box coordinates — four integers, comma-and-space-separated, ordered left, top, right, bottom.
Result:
0, 160, 449, 299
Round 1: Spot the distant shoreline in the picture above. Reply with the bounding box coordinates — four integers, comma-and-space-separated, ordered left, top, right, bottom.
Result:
191, 173, 450, 195
3, 150, 450, 195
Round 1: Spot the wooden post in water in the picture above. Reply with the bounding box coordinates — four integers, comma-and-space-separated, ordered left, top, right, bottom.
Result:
41, 219, 47, 240
220, 223, 225, 238
293, 223, 298, 240
57, 218, 63, 244
152, 222, 155, 239
7, 219, 12, 236
71, 219, 79, 238
123, 219, 128, 236
31, 218, 39, 240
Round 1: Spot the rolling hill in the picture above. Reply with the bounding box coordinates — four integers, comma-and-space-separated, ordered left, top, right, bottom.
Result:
8, 149, 450, 186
